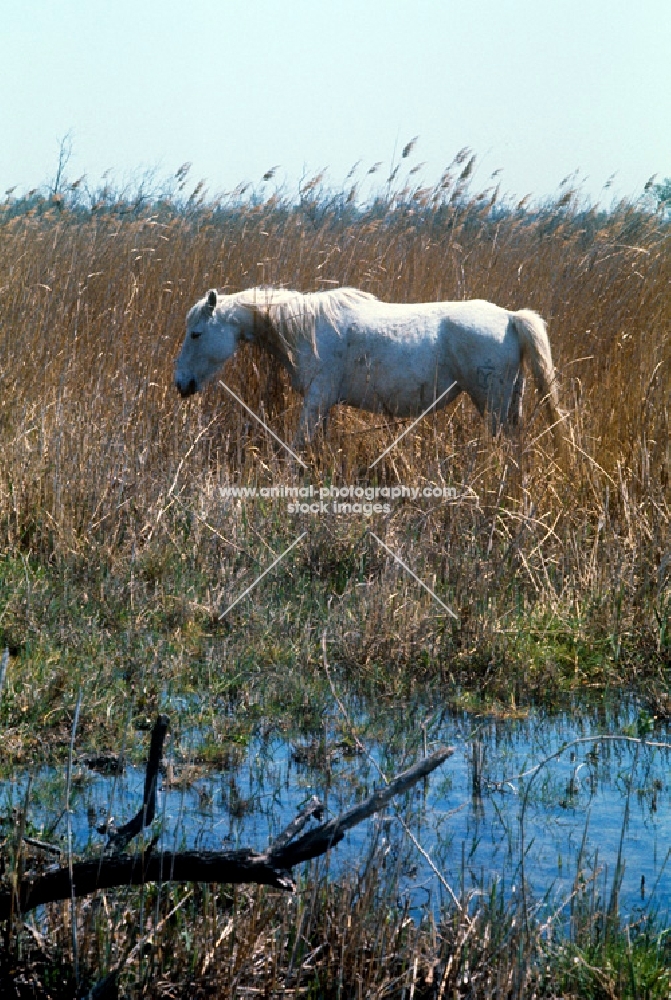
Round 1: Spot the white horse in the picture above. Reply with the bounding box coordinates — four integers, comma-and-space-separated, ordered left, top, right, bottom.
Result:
175, 286, 561, 448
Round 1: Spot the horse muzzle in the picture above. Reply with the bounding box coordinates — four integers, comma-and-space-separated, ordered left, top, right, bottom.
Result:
175, 376, 198, 397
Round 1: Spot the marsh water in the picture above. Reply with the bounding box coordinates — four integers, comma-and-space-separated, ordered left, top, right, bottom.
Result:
3, 699, 670, 923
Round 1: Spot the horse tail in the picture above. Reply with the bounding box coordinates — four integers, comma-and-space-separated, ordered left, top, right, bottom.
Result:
511, 309, 563, 449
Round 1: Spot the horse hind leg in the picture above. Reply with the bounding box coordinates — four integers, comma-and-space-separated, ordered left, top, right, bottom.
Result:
507, 371, 525, 428
489, 370, 525, 438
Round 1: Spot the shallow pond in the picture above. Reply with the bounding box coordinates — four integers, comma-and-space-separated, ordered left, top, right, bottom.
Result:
3, 700, 670, 924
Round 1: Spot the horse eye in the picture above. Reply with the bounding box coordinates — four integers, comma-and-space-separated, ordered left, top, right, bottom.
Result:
190, 331, 202, 339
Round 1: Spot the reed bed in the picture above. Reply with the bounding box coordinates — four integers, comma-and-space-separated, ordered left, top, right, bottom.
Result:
0, 164, 668, 727
0, 160, 670, 995
3, 845, 670, 998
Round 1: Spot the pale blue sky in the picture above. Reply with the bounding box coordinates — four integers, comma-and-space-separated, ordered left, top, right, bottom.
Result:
2, 0, 670, 203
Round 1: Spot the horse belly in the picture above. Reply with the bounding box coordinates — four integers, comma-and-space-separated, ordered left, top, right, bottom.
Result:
340, 349, 452, 417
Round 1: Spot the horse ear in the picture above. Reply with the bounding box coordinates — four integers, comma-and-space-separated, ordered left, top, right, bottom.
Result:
205, 289, 217, 314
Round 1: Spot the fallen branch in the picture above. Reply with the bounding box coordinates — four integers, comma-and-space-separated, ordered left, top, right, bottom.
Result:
0, 717, 452, 917
102, 714, 168, 851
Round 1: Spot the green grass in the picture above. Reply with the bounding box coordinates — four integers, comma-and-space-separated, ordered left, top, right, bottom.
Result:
0, 532, 668, 770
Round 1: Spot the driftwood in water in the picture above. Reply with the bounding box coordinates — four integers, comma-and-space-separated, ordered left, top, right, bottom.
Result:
0, 716, 453, 918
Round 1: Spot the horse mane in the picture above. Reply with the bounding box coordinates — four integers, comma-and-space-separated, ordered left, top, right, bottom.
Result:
229, 286, 378, 362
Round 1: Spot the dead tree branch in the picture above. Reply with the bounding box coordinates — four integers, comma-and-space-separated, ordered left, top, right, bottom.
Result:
102, 714, 168, 851
0, 716, 453, 918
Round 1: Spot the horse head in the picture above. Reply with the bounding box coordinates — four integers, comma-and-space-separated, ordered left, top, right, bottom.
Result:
175, 289, 244, 396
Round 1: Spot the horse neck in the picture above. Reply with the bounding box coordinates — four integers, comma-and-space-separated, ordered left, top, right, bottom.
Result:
247, 311, 296, 376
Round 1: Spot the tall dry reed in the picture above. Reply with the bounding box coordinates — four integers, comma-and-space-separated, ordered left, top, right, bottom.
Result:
0, 167, 669, 702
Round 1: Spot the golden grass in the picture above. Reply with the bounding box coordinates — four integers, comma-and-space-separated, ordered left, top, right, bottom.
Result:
0, 169, 669, 708
4, 852, 671, 998
1, 165, 670, 994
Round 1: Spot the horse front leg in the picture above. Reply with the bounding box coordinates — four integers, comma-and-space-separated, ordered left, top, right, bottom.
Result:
294, 387, 334, 451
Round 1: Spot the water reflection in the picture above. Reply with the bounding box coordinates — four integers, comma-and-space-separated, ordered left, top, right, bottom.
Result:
2, 702, 669, 922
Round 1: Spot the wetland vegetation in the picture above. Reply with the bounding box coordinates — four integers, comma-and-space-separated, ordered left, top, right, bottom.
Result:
0, 153, 669, 995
